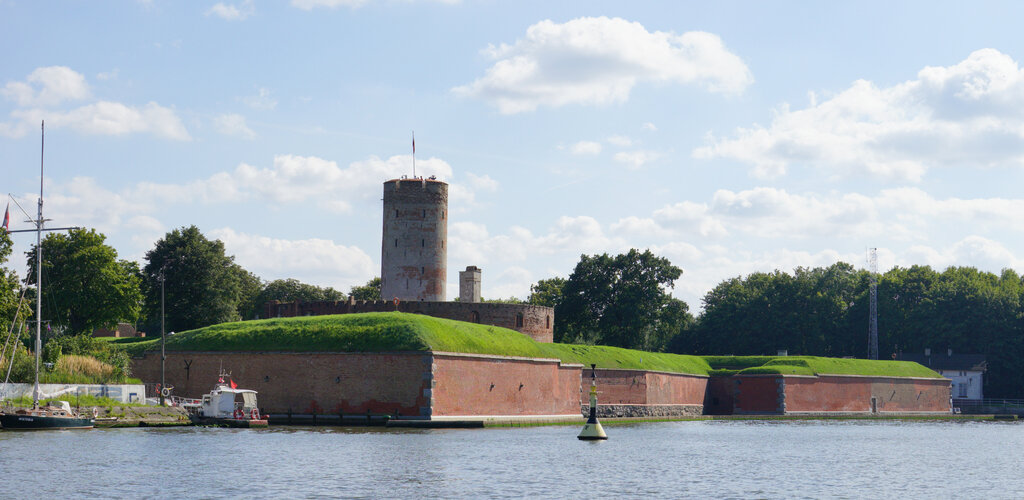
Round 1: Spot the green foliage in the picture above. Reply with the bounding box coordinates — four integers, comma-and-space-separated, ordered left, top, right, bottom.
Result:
236, 269, 264, 321
348, 277, 381, 301
528, 277, 565, 308
249, 278, 346, 318
686, 262, 1024, 396
0, 230, 24, 331
24, 228, 141, 336
44, 334, 133, 379
142, 226, 245, 332
556, 249, 690, 351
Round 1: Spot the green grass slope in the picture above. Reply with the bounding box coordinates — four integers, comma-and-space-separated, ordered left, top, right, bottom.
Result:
113, 313, 939, 378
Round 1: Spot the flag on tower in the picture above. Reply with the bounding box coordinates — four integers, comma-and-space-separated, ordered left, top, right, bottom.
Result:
412, 132, 415, 154
2, 203, 8, 233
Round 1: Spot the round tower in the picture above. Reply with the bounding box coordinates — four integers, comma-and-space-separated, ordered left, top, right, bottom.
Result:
381, 177, 448, 301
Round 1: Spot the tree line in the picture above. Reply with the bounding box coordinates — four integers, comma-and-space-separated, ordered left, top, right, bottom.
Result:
3, 226, 1023, 397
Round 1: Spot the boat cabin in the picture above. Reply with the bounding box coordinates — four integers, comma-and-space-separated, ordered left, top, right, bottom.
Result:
200, 386, 259, 419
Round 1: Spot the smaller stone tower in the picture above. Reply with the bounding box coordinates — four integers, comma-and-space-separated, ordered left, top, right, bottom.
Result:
381, 177, 448, 301
459, 266, 482, 303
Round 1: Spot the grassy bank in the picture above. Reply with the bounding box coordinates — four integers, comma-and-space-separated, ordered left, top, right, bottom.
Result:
112, 312, 940, 378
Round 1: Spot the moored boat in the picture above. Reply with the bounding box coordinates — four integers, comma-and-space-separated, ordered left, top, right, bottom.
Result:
185, 372, 267, 428
1, 122, 94, 431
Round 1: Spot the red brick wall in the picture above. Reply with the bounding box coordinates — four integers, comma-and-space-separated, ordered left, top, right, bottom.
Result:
430, 353, 581, 416
588, 369, 707, 406
733, 375, 784, 414
131, 352, 431, 416
264, 303, 555, 343
703, 376, 735, 415
731, 374, 951, 414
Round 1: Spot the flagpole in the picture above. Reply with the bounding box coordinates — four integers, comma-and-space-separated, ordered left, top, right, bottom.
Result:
412, 131, 416, 178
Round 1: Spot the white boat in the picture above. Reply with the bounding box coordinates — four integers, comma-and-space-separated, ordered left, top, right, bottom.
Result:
186, 372, 267, 428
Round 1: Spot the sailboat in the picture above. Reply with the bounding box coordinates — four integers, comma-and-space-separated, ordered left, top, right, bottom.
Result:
0, 121, 95, 430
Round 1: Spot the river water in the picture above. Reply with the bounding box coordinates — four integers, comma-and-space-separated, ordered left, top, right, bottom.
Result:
1, 419, 1021, 499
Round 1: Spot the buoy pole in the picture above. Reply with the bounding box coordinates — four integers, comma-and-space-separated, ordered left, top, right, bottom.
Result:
578, 363, 607, 440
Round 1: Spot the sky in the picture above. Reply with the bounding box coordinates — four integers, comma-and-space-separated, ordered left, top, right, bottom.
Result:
4, 1, 1024, 311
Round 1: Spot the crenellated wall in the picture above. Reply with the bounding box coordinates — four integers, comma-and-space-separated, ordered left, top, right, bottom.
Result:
264, 300, 555, 343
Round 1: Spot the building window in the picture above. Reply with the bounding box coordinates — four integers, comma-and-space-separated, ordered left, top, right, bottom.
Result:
394, 239, 398, 247
442, 211, 445, 219
421, 267, 425, 274
546, 315, 550, 329
515, 313, 524, 328
422, 209, 426, 217
395, 209, 399, 218
421, 239, 425, 247
958, 383, 968, 398
471, 311, 480, 323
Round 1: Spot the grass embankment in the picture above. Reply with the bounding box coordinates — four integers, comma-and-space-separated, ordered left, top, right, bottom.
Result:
112, 312, 939, 379
705, 355, 942, 378
115, 313, 712, 376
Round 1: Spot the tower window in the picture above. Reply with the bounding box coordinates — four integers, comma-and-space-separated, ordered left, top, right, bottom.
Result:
421, 239, 425, 247
394, 239, 398, 247
421, 267, 425, 274
422, 209, 426, 217
395, 209, 399, 218
515, 313, 524, 328
442, 211, 445, 219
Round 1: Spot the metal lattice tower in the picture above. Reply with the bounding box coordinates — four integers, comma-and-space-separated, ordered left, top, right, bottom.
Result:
868, 248, 879, 360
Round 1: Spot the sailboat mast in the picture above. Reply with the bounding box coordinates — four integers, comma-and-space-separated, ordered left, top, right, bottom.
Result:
33, 121, 44, 407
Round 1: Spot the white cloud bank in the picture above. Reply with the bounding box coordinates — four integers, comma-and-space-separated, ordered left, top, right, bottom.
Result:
0, 66, 189, 140
453, 17, 752, 114
695, 49, 1024, 181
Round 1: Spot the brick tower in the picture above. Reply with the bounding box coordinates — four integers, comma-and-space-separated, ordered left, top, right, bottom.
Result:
381, 177, 448, 301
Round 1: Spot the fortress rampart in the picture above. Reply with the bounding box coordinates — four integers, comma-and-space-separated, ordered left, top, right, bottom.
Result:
264, 299, 555, 343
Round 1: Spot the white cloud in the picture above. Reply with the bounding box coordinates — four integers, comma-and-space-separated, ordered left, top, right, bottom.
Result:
214, 113, 256, 140
290, 0, 367, 9
642, 122, 657, 132
9, 101, 191, 140
695, 49, 1024, 181
0, 66, 189, 140
613, 150, 660, 169
453, 16, 752, 113
465, 172, 499, 192
1, 66, 90, 107
206, 0, 255, 20
211, 228, 376, 289
241, 87, 277, 110
569, 140, 602, 155
606, 135, 633, 147
136, 153, 457, 213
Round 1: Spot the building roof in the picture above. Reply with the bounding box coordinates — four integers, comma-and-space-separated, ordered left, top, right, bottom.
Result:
899, 352, 987, 371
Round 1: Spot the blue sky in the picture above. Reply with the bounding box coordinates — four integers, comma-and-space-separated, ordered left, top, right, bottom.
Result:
5, 1, 1024, 310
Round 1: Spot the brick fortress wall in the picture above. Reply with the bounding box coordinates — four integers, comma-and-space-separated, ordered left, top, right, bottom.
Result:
731, 374, 951, 415
264, 300, 555, 343
583, 369, 708, 418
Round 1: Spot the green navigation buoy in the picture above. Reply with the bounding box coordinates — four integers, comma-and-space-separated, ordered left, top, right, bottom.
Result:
578, 363, 607, 440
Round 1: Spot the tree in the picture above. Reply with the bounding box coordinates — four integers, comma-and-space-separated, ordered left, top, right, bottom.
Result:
259, 278, 346, 305
556, 249, 685, 350
143, 226, 244, 332
528, 277, 566, 308
0, 230, 23, 331
349, 277, 381, 301
236, 270, 264, 320
24, 228, 142, 335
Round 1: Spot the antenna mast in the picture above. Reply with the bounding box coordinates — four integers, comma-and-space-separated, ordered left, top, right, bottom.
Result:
868, 247, 879, 360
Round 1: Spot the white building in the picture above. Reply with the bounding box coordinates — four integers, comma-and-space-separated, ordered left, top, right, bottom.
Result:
901, 349, 987, 400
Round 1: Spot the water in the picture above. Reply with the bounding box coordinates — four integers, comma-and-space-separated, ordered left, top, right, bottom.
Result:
1, 420, 1021, 499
